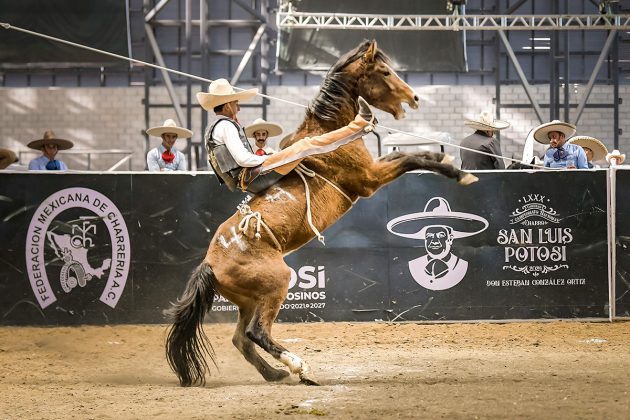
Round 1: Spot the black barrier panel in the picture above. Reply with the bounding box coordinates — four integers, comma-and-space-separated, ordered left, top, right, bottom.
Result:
0, 173, 246, 325
0, 170, 610, 326
615, 168, 630, 317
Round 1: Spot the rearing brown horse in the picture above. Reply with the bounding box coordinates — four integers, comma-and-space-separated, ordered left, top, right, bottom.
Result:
165, 40, 477, 386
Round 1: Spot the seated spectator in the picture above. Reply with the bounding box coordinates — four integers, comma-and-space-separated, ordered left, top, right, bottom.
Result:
27, 130, 73, 170
460, 111, 510, 170
0, 148, 18, 169
533, 120, 587, 169
244, 118, 283, 156
146, 119, 192, 171
567, 136, 608, 169
606, 149, 625, 167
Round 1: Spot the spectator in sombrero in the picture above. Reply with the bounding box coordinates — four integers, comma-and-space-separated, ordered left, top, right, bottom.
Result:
606, 149, 626, 167
245, 118, 283, 156
27, 130, 73, 170
146, 119, 193, 171
567, 136, 608, 169
533, 120, 587, 169
460, 110, 509, 170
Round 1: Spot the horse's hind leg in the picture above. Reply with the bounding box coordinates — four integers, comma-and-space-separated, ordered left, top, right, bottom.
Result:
245, 302, 319, 386
232, 304, 290, 382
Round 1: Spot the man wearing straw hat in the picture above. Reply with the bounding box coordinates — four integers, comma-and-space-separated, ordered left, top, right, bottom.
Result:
533, 120, 587, 169
245, 118, 283, 156
146, 119, 193, 171
460, 110, 509, 170
27, 130, 74, 170
199, 78, 376, 194
567, 136, 608, 169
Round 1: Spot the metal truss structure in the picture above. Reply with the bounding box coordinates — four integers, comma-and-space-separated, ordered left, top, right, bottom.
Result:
276, 1, 628, 148
277, 10, 630, 31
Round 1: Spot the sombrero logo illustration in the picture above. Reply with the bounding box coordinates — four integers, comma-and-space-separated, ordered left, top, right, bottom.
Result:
25, 187, 131, 309
387, 197, 488, 290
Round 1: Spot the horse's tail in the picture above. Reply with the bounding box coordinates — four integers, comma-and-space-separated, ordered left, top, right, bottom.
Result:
165, 261, 217, 386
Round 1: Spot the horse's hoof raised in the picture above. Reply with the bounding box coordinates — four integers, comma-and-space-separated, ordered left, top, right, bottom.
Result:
458, 173, 479, 185
441, 154, 455, 165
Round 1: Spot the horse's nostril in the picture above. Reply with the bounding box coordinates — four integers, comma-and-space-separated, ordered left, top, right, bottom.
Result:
414, 95, 419, 103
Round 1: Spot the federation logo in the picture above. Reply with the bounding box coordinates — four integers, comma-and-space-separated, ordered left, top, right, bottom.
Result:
25, 187, 131, 309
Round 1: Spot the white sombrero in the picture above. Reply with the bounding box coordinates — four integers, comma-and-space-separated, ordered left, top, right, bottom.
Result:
244, 118, 283, 139
567, 136, 608, 161
27, 130, 74, 150
387, 197, 489, 240
464, 111, 510, 131
146, 119, 193, 139
532, 120, 576, 144
606, 149, 626, 165
196, 78, 258, 111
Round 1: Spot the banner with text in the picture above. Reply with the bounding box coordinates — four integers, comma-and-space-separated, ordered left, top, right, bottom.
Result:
0, 170, 610, 325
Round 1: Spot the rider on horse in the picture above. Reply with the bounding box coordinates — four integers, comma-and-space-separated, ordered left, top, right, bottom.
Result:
199, 78, 376, 194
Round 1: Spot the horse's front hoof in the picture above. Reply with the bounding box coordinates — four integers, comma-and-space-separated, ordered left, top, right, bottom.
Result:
458, 173, 479, 185
441, 154, 455, 165
299, 376, 321, 386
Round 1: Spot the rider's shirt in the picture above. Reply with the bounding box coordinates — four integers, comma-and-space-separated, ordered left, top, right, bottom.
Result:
212, 120, 266, 168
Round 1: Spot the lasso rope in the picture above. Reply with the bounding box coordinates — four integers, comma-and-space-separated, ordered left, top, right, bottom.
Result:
295, 164, 354, 245
237, 203, 283, 251
0, 22, 554, 170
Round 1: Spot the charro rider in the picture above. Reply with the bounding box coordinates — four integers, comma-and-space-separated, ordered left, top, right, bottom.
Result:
199, 78, 375, 194
387, 197, 488, 290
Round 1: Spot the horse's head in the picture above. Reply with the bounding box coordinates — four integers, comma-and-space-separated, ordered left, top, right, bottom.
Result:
352, 41, 419, 120
306, 40, 419, 126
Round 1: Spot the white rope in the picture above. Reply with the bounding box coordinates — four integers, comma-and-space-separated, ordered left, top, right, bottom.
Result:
295, 164, 354, 245
237, 203, 283, 251
0, 22, 307, 110
0, 22, 553, 169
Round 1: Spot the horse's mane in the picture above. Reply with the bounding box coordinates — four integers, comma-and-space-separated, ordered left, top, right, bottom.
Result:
306, 41, 392, 123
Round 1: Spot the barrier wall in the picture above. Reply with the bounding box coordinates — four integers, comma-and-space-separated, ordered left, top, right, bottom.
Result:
0, 170, 615, 325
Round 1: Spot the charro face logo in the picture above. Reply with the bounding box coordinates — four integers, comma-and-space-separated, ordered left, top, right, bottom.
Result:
25, 188, 131, 309
387, 197, 488, 291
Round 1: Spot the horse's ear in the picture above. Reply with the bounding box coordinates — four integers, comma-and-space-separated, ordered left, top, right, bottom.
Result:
363, 40, 378, 63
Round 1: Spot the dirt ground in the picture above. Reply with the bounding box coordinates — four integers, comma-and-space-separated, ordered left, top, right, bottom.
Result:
0, 321, 629, 419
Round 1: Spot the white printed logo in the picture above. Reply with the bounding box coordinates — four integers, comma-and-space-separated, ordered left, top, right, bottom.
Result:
25, 188, 131, 309
387, 197, 488, 290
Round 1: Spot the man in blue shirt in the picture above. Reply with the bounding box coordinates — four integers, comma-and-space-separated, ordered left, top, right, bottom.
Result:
533, 120, 588, 169
27, 130, 73, 170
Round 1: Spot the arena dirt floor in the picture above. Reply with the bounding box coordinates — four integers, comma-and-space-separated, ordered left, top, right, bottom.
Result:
1, 321, 629, 419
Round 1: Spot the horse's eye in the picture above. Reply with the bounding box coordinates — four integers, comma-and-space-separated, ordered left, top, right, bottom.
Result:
383, 71, 391, 77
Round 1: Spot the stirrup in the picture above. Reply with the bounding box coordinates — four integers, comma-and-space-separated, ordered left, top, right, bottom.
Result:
357, 96, 377, 130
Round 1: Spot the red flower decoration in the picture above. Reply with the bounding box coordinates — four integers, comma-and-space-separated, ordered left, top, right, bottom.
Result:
162, 150, 175, 163
255, 148, 266, 156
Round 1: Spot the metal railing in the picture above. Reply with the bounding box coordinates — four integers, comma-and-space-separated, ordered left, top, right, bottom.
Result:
18, 149, 134, 171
